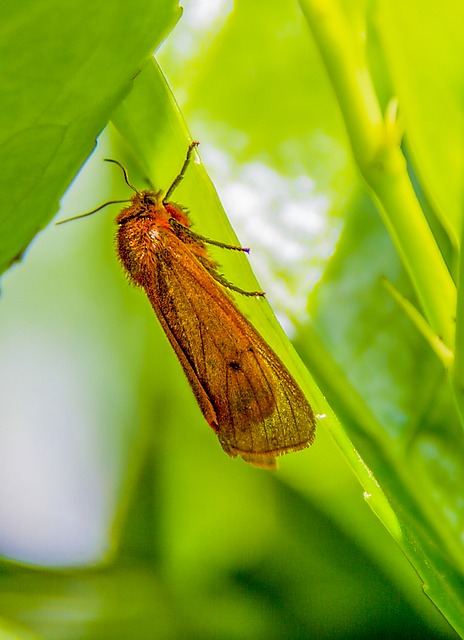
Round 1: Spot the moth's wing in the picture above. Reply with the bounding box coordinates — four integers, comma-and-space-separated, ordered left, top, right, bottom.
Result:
144, 237, 316, 462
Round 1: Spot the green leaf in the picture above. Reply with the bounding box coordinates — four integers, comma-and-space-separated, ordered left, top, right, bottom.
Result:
0, 0, 462, 638
0, 0, 179, 275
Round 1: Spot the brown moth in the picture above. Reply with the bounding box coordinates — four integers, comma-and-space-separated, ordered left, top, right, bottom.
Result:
60, 142, 316, 468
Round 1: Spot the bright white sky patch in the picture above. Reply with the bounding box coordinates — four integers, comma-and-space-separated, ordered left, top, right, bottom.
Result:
159, 0, 233, 63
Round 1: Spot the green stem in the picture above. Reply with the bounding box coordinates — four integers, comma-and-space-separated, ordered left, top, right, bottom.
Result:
299, 0, 456, 347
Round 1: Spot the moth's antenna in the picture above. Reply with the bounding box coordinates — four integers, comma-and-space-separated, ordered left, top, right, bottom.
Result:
57, 158, 138, 225
56, 199, 131, 224
104, 158, 138, 192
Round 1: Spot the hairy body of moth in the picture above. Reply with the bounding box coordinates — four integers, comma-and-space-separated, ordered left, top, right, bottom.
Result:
116, 175, 316, 469
60, 142, 316, 468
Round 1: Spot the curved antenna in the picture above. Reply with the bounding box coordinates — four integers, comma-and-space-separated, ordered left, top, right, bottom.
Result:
104, 158, 138, 192
57, 158, 138, 225
56, 199, 131, 225
164, 141, 200, 201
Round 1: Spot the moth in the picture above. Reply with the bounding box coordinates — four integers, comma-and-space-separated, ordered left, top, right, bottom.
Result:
60, 142, 316, 468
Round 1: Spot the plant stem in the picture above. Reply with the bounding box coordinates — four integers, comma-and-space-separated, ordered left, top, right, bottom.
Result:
299, 0, 456, 347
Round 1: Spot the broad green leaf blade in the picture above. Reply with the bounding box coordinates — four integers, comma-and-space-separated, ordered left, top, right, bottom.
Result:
0, 0, 179, 275
307, 193, 464, 633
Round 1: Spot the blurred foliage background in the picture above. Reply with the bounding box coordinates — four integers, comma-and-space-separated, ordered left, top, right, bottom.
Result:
0, 0, 463, 638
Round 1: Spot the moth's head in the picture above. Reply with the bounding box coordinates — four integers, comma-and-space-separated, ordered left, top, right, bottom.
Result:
116, 190, 169, 226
